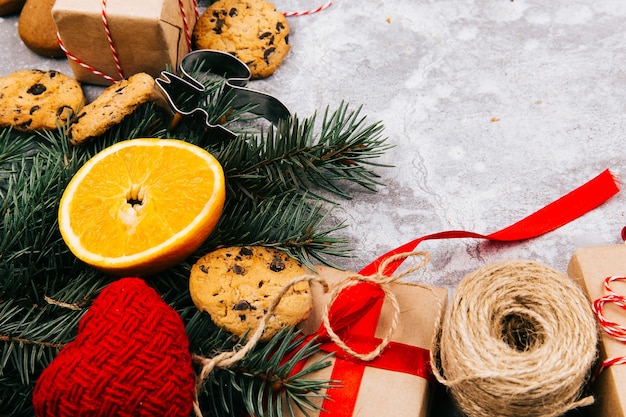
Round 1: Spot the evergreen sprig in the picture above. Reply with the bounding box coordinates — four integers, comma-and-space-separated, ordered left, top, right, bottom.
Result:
196, 327, 336, 417
0, 63, 392, 417
219, 104, 392, 201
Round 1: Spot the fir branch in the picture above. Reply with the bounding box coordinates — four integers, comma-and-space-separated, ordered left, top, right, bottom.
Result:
219, 103, 392, 201
197, 327, 336, 417
0, 129, 38, 165
202, 193, 350, 270
0, 150, 79, 300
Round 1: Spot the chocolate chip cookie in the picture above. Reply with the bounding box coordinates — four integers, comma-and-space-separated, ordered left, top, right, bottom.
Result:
0, 69, 84, 131
189, 246, 312, 341
68, 72, 156, 145
192, 0, 290, 79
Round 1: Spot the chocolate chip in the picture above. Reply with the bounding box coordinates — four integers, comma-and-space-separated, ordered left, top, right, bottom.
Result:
229, 7, 237, 16
239, 314, 246, 321
258, 281, 264, 288
232, 264, 245, 275
27, 83, 46, 95
276, 22, 285, 32
213, 18, 225, 34
49, 70, 57, 78
199, 265, 209, 273
29, 105, 40, 115
73, 111, 86, 122
259, 32, 272, 39
263, 47, 276, 64
269, 255, 285, 272
239, 247, 253, 257
18, 119, 32, 129
57, 105, 73, 118
233, 300, 256, 311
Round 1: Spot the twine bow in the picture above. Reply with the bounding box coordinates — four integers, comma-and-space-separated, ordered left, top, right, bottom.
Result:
318, 251, 431, 361
191, 250, 431, 417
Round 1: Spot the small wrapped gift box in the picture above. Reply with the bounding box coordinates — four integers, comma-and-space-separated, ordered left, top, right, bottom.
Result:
568, 244, 626, 417
289, 265, 447, 417
52, 0, 197, 85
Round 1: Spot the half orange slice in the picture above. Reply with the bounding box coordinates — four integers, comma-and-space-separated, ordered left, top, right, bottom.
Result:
58, 138, 226, 276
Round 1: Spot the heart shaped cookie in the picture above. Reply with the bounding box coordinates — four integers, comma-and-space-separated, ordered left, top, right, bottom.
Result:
32, 277, 195, 417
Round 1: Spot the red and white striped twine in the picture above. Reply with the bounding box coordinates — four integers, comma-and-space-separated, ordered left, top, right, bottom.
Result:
101, 0, 124, 81
282, 0, 332, 17
57, 0, 198, 84
592, 275, 626, 372
57, 33, 119, 84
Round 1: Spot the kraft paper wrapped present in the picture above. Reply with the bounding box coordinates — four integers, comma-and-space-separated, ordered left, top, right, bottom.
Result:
568, 244, 626, 417
52, 0, 197, 85
288, 265, 447, 417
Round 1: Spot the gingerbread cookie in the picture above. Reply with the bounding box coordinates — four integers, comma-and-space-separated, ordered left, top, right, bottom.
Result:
18, 0, 64, 57
68, 73, 156, 145
0, 69, 84, 131
192, 0, 290, 79
189, 246, 312, 341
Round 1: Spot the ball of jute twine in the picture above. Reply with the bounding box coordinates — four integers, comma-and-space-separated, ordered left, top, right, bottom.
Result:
431, 260, 598, 417
192, 251, 435, 417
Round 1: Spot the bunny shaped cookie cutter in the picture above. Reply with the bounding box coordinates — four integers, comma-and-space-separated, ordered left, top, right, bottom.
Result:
155, 49, 291, 140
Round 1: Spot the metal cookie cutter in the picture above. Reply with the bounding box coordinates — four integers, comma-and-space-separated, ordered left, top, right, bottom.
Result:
155, 49, 291, 140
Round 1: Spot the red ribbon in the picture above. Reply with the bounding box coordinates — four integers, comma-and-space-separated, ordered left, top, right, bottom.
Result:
299, 169, 619, 416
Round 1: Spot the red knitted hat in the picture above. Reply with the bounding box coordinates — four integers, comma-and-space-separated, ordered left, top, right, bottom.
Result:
32, 277, 195, 417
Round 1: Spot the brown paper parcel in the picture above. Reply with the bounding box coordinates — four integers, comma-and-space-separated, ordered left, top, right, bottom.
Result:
568, 244, 626, 417
289, 265, 447, 417
52, 0, 197, 85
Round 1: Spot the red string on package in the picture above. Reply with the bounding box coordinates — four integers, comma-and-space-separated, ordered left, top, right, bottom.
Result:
101, 0, 124, 81
57, 0, 198, 84
282, 0, 332, 17
178, 0, 199, 50
592, 275, 626, 370
57, 32, 119, 84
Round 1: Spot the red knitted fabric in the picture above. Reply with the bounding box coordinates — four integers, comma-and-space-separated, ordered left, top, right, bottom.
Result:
32, 277, 195, 417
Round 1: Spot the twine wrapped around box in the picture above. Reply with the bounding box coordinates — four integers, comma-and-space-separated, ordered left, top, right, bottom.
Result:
432, 260, 598, 417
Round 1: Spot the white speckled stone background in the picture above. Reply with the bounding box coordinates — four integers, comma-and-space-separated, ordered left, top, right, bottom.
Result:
1, 1, 625, 415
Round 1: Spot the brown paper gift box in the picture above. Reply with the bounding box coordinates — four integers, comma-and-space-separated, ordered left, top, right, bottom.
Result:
52, 0, 197, 85
288, 265, 447, 417
568, 244, 626, 417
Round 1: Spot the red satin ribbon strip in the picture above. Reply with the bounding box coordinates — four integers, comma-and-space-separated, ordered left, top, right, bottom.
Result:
361, 169, 620, 277
311, 169, 619, 416
319, 336, 432, 378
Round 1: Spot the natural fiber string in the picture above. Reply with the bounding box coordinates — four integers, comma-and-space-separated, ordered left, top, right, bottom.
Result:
191, 250, 432, 416
432, 260, 598, 417
592, 275, 626, 370
57, 0, 198, 84
320, 250, 432, 361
